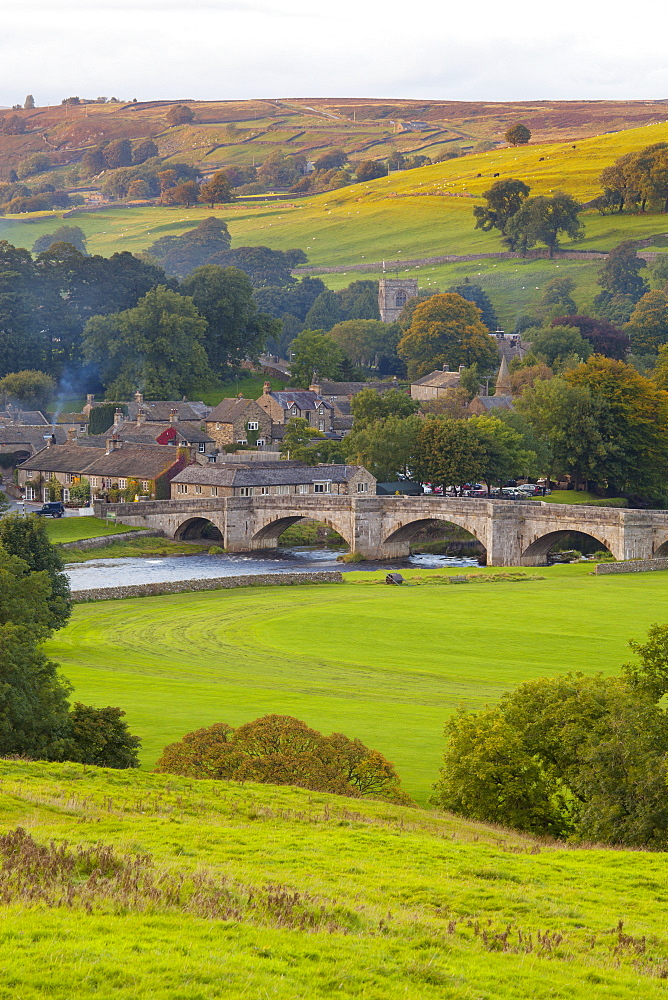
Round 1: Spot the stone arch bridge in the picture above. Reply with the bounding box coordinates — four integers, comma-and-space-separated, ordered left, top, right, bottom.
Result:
93, 496, 668, 566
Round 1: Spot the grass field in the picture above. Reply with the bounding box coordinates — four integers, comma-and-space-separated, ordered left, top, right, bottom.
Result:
44, 516, 140, 544
47, 564, 668, 803
2, 759, 668, 999
60, 536, 208, 563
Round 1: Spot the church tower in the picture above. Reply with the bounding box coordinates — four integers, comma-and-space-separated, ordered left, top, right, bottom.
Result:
494, 355, 512, 397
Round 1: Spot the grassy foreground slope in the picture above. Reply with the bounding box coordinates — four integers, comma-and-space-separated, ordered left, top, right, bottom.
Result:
48, 565, 668, 801
1, 759, 668, 999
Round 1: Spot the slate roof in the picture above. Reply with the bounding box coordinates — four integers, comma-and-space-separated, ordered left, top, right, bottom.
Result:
207, 398, 261, 423
0, 409, 49, 426
313, 381, 398, 397
112, 420, 214, 444
412, 370, 462, 388
0, 426, 67, 451
18, 443, 104, 474
19, 442, 182, 480
268, 391, 333, 411
469, 396, 513, 411
125, 400, 210, 422
172, 463, 370, 488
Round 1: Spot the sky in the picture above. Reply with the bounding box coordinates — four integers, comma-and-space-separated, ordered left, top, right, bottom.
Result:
2, 0, 668, 106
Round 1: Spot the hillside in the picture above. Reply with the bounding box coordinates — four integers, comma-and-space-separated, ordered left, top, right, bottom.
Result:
2, 758, 668, 999
2, 97, 668, 179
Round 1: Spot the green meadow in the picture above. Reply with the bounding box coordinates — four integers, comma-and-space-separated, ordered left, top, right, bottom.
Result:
44, 515, 140, 544
47, 565, 668, 803
2, 758, 668, 999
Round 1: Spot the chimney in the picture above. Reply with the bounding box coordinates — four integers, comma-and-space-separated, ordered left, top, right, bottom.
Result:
43, 433, 53, 449
237, 392, 243, 399
134, 391, 144, 405
105, 435, 122, 454
262, 381, 271, 395
136, 408, 146, 426
113, 407, 123, 426
309, 383, 319, 393
86, 393, 95, 407
442, 364, 449, 372
169, 408, 178, 424
67, 427, 77, 443
459, 365, 465, 374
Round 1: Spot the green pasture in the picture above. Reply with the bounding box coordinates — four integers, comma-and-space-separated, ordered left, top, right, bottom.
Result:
47, 565, 668, 803
44, 516, 139, 544
2, 759, 668, 998
60, 536, 208, 563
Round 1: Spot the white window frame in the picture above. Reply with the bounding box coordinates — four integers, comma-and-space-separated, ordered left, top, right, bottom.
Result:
357, 481, 368, 493
66, 473, 74, 484
89, 477, 98, 488
299, 484, 309, 494
247, 421, 259, 431
177, 483, 188, 494
278, 484, 290, 495
259, 486, 270, 495
210, 486, 218, 497
237, 439, 247, 445
198, 442, 206, 453
142, 481, 150, 492
62, 488, 70, 502
239, 486, 253, 496
25, 485, 35, 501
118, 478, 127, 490
314, 481, 331, 494
194, 485, 202, 494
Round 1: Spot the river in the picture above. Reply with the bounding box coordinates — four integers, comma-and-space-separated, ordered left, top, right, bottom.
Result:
64, 547, 481, 590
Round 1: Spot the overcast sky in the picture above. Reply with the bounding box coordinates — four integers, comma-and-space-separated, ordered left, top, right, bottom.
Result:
3, 0, 668, 106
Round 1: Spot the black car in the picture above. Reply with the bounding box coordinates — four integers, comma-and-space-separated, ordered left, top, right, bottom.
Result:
34, 501, 65, 517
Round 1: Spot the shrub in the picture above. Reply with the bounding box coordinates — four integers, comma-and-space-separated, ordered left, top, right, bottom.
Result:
155, 714, 410, 803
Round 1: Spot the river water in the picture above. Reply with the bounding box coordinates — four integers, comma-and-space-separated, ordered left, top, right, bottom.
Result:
64, 547, 481, 590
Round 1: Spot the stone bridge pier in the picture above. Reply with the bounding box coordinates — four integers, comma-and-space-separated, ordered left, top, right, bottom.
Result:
94, 496, 668, 567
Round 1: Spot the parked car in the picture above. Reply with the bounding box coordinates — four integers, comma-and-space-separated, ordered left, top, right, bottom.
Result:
517, 484, 552, 497
34, 500, 65, 517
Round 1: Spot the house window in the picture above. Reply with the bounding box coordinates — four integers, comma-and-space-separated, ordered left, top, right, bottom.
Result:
292, 406, 297, 415
314, 482, 331, 494
257, 438, 265, 447
142, 481, 150, 492
210, 486, 218, 497
357, 482, 368, 493
216, 422, 221, 430
177, 483, 188, 494
66, 473, 74, 484
299, 484, 309, 494
194, 485, 202, 494
259, 486, 270, 495
278, 484, 290, 495
25, 485, 35, 501
198, 442, 206, 453
62, 488, 70, 503
318, 421, 325, 431
239, 486, 253, 496
89, 477, 98, 488
248, 421, 259, 431
118, 479, 127, 489
237, 439, 247, 445
43, 488, 49, 502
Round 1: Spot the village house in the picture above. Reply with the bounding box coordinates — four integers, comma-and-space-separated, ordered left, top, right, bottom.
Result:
308, 379, 400, 435
17, 436, 188, 502
105, 408, 215, 458
0, 425, 66, 466
170, 462, 376, 499
84, 392, 210, 428
468, 356, 513, 415
256, 383, 334, 433
410, 366, 464, 401
205, 397, 273, 449
0, 408, 50, 427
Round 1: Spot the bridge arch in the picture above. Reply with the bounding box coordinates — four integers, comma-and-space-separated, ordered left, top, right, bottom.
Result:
250, 514, 353, 550
174, 516, 225, 542
521, 528, 614, 565
653, 536, 668, 558
383, 516, 487, 554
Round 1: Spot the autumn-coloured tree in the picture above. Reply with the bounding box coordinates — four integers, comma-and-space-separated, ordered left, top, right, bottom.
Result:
162, 180, 200, 206
625, 290, 668, 354
199, 172, 234, 207
155, 714, 410, 803
397, 293, 498, 380
166, 104, 195, 126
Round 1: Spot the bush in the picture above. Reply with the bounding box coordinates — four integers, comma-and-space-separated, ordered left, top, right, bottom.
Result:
155, 714, 410, 803
61, 703, 141, 768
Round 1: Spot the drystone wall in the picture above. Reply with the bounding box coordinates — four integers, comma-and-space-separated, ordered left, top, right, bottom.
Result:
71, 571, 344, 602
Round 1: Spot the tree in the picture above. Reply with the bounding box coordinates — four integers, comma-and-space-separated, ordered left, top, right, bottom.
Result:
528, 324, 592, 369
17, 153, 50, 179
504, 192, 584, 258
180, 265, 278, 373
537, 276, 577, 317
199, 172, 233, 207
594, 241, 648, 323
103, 139, 133, 169
82, 285, 212, 399
469, 414, 536, 489
413, 417, 487, 491
2, 116, 26, 135
314, 148, 347, 171
162, 180, 200, 206
397, 293, 499, 380
147, 217, 231, 278
154, 714, 409, 802
625, 290, 668, 354
350, 387, 419, 426
304, 290, 343, 331
254, 277, 326, 323
509, 361, 553, 395
211, 246, 305, 288
279, 417, 325, 461
132, 139, 158, 164
32, 225, 87, 256
551, 315, 630, 361
472, 178, 531, 236
344, 414, 421, 481
599, 153, 639, 213
288, 329, 348, 385
81, 146, 106, 177
61, 703, 140, 768
447, 279, 498, 330
0, 514, 71, 631
24, 95, 35, 109
166, 104, 195, 126
355, 160, 386, 182
514, 377, 608, 487
505, 124, 531, 145
257, 151, 302, 189
566, 355, 668, 499
0, 370, 55, 409
327, 319, 398, 368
